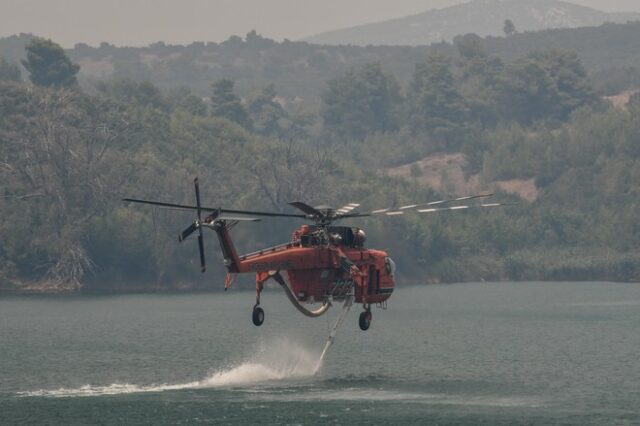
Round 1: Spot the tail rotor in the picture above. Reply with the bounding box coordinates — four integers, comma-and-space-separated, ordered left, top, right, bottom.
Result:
177, 178, 207, 273
194, 178, 206, 273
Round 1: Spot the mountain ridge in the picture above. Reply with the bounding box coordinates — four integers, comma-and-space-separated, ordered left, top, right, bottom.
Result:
304, 0, 640, 46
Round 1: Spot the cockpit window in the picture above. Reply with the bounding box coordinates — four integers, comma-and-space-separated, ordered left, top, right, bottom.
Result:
385, 257, 396, 276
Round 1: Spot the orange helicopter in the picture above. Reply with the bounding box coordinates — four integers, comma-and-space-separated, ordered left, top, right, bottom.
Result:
124, 178, 513, 331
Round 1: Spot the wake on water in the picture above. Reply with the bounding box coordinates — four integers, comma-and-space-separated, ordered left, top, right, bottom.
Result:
18, 339, 326, 398
16, 336, 544, 409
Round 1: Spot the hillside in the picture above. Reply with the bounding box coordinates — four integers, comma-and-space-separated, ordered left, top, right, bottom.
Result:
385, 153, 539, 202
3, 26, 640, 293
304, 0, 640, 46
3, 20, 640, 99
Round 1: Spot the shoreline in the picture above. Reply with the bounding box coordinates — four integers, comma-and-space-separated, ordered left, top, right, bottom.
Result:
2, 279, 638, 296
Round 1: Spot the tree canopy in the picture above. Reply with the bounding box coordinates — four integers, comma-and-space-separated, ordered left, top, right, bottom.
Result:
21, 38, 80, 87
210, 78, 251, 129
497, 49, 598, 125
407, 53, 467, 137
322, 63, 402, 141
504, 19, 517, 36
0, 57, 21, 81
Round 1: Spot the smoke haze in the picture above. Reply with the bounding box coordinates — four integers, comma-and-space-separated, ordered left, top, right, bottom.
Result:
2, 0, 640, 47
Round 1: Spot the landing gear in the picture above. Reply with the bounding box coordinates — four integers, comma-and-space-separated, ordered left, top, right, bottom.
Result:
359, 309, 372, 331
252, 305, 265, 326
252, 272, 267, 327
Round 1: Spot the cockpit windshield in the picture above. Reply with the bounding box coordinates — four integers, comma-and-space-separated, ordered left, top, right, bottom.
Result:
385, 257, 397, 276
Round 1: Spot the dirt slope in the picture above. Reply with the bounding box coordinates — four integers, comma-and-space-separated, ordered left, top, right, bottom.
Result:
386, 153, 538, 202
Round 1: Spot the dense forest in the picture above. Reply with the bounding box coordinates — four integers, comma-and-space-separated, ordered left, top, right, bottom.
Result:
2, 20, 640, 99
1, 26, 639, 293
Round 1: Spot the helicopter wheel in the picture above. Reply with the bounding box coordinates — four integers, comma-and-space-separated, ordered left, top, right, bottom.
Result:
252, 306, 265, 326
358, 310, 372, 331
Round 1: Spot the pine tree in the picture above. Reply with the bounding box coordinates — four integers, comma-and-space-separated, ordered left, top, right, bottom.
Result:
503, 19, 516, 37
22, 38, 80, 87
210, 78, 251, 129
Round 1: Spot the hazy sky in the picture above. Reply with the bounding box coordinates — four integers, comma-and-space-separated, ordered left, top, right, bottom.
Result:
2, 0, 640, 47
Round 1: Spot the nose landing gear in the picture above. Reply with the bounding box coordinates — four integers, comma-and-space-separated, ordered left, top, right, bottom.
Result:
359, 307, 372, 331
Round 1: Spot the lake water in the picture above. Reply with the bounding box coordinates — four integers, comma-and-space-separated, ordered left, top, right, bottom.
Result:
1, 282, 640, 425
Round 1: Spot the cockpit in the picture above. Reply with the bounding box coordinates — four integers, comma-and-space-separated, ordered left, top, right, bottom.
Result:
385, 256, 396, 277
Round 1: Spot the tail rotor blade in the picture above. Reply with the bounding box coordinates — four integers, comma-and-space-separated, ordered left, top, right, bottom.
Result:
198, 234, 206, 273
178, 222, 198, 242
194, 178, 203, 223
194, 178, 206, 273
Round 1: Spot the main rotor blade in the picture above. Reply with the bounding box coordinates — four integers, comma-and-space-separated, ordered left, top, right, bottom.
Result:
123, 198, 208, 211
335, 203, 360, 215
123, 198, 306, 219
417, 202, 518, 214
218, 209, 305, 219
336, 193, 496, 219
398, 193, 494, 210
288, 201, 325, 218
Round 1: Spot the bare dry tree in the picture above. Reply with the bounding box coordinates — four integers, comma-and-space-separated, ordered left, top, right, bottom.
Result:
248, 139, 338, 211
2, 86, 133, 287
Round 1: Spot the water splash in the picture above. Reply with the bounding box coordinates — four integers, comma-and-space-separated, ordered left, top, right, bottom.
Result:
18, 339, 320, 398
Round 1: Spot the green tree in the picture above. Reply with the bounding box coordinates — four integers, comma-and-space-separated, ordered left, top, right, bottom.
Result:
169, 86, 207, 116
504, 19, 516, 37
245, 30, 276, 49
97, 79, 168, 110
536, 49, 599, 118
210, 78, 251, 128
0, 57, 21, 81
498, 49, 598, 125
407, 53, 467, 135
498, 58, 559, 125
21, 38, 80, 87
322, 62, 402, 141
454, 33, 486, 60
246, 84, 286, 136
410, 163, 423, 178
459, 55, 504, 127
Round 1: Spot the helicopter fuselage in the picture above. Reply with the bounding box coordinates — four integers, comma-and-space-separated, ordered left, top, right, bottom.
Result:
240, 244, 395, 306
214, 222, 395, 307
